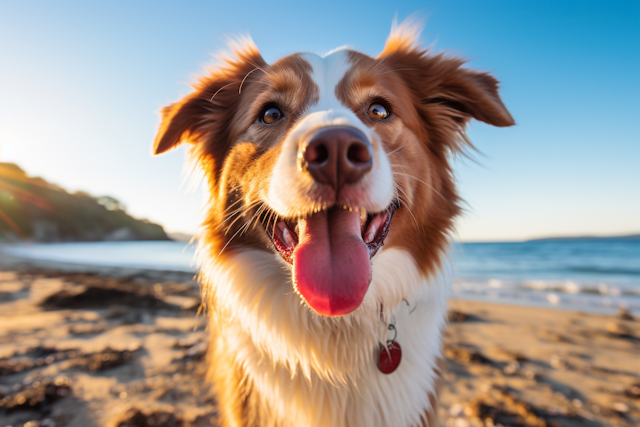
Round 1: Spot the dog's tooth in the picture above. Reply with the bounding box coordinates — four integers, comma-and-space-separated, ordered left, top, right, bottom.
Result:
359, 209, 367, 224
365, 224, 377, 244
283, 227, 296, 248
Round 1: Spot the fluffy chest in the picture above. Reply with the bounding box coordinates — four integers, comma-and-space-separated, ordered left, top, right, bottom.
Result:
208, 248, 449, 427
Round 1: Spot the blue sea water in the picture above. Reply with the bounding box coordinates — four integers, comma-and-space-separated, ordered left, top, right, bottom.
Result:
1, 240, 639, 313
0, 241, 198, 272
452, 240, 640, 313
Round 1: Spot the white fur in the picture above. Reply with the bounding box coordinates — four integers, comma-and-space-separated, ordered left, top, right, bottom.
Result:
266, 50, 394, 217
301, 50, 350, 112
201, 247, 449, 427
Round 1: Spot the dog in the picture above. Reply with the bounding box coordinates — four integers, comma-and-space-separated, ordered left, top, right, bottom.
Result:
152, 21, 513, 427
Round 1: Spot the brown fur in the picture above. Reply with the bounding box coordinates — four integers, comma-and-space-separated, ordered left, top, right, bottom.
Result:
153, 32, 512, 427
335, 47, 513, 279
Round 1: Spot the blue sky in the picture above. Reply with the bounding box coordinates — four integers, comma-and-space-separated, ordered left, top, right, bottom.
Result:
1, 0, 638, 241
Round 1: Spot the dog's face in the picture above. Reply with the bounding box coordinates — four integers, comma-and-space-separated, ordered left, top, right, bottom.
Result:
153, 27, 513, 317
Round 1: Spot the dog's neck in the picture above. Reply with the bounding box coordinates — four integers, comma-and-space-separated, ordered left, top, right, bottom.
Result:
203, 247, 449, 427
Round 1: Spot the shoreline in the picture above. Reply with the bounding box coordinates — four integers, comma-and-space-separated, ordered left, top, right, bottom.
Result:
0, 257, 638, 426
2, 249, 638, 319
0, 252, 197, 283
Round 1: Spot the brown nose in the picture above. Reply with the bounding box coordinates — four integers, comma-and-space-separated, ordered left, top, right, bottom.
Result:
301, 126, 373, 192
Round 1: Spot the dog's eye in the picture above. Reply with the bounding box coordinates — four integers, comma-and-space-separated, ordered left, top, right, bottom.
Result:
367, 103, 389, 120
261, 106, 283, 125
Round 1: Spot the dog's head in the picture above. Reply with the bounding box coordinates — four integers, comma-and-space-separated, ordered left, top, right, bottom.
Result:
153, 23, 513, 318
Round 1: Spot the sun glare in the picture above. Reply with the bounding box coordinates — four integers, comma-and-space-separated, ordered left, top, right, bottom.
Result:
0, 163, 53, 239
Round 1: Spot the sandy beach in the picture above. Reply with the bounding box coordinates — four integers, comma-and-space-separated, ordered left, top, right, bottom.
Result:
0, 255, 638, 427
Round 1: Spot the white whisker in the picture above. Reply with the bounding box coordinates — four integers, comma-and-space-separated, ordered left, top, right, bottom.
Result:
215, 202, 265, 261
391, 170, 447, 203
394, 183, 420, 234
386, 146, 403, 157
223, 199, 262, 234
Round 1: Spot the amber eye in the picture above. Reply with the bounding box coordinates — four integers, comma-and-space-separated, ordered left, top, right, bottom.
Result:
261, 106, 283, 124
367, 102, 390, 120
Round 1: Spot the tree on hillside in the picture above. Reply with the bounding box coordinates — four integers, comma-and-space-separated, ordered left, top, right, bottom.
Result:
96, 196, 127, 212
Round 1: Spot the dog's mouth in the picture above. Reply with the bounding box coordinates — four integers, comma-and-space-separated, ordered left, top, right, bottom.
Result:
260, 202, 398, 317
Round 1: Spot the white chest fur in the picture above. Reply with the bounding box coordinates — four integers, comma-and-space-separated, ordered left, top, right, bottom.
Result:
203, 248, 449, 427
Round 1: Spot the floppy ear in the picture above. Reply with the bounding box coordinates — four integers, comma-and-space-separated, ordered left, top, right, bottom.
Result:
423, 67, 515, 128
153, 93, 211, 155
152, 42, 267, 156
379, 21, 514, 129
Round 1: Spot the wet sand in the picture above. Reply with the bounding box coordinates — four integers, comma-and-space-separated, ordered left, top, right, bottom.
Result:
0, 255, 638, 427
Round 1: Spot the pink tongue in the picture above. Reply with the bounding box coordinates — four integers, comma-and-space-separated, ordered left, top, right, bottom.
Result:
293, 207, 371, 316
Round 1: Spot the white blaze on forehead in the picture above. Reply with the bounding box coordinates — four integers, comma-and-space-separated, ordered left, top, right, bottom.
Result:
300, 50, 351, 112
265, 48, 394, 217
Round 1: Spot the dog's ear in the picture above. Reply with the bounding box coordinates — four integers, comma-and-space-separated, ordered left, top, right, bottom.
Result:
379, 21, 514, 129
153, 93, 210, 155
421, 67, 514, 128
152, 41, 266, 156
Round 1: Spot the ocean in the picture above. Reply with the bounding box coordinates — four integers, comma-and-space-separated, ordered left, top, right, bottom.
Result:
1, 239, 638, 314
452, 240, 639, 313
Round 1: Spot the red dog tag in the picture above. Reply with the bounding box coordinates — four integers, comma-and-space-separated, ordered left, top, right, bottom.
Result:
377, 341, 402, 374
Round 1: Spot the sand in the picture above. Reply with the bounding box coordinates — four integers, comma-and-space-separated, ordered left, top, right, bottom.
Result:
442, 301, 639, 426
0, 255, 638, 427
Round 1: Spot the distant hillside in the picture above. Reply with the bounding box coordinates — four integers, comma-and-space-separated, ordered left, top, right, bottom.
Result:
0, 162, 169, 242
528, 234, 640, 242
167, 232, 195, 242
